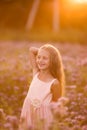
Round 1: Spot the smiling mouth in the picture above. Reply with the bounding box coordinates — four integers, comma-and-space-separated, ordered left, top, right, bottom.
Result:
39, 64, 45, 66
38, 63, 46, 66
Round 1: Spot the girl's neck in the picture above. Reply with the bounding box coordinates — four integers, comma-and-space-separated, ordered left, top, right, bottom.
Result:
39, 70, 50, 76
38, 70, 53, 82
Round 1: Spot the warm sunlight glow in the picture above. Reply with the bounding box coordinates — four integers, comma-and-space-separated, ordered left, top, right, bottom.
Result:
70, 0, 87, 4
75, 0, 83, 3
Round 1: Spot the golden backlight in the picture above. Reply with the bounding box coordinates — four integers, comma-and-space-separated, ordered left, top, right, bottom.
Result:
69, 0, 87, 3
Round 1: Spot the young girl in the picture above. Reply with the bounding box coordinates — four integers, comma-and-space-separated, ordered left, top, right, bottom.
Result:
19, 44, 65, 130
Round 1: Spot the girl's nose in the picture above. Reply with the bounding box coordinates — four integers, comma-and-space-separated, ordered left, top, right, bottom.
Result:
39, 57, 43, 61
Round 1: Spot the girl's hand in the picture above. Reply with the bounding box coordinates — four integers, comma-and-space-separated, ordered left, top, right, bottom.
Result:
29, 47, 39, 76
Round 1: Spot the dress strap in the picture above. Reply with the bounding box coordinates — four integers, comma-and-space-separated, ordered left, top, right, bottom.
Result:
33, 72, 39, 79
50, 78, 57, 85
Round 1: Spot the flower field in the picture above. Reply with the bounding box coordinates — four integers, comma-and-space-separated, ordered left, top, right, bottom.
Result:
0, 42, 87, 130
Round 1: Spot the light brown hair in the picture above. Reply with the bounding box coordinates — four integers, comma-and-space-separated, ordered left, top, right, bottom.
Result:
40, 44, 65, 96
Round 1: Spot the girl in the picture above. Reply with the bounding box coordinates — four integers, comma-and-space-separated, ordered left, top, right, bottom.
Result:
19, 44, 65, 130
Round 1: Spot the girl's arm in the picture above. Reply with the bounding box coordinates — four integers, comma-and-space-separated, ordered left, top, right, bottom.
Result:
29, 47, 39, 76
51, 80, 61, 102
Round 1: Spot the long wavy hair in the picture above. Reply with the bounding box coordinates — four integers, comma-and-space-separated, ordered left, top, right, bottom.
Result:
40, 44, 65, 96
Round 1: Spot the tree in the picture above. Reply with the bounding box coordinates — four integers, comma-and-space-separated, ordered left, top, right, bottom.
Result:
26, 0, 60, 32
25, 0, 40, 31
53, 0, 60, 32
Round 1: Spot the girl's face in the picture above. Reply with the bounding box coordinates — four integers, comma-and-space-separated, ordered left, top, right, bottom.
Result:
36, 49, 50, 71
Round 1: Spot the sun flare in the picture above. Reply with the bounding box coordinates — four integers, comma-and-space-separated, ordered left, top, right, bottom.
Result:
75, 0, 83, 3
70, 0, 87, 3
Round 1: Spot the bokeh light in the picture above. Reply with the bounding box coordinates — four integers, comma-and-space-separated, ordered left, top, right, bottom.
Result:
69, 0, 87, 4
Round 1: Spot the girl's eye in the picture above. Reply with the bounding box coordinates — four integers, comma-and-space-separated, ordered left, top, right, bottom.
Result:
37, 55, 49, 60
37, 56, 40, 59
43, 57, 48, 60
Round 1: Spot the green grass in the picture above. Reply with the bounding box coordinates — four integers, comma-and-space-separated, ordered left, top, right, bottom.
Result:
0, 29, 86, 44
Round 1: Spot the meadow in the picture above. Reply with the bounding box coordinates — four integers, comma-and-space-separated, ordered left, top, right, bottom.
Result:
0, 41, 87, 130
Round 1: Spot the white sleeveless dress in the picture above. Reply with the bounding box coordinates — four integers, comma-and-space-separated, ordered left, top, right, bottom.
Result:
19, 73, 56, 130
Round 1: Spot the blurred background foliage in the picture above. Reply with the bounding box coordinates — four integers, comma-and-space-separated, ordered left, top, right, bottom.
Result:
0, 1, 87, 129
0, 0, 87, 43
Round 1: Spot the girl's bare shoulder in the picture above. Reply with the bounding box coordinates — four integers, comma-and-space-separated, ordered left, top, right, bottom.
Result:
51, 79, 60, 89
51, 79, 61, 101
54, 79, 59, 84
